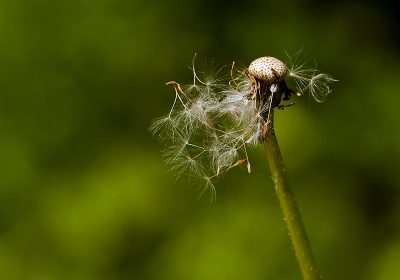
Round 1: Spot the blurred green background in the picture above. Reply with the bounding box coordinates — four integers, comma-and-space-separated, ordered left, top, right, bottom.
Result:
1, 0, 400, 279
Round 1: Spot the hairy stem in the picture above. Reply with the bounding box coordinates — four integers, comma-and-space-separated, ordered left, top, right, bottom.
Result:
263, 112, 321, 280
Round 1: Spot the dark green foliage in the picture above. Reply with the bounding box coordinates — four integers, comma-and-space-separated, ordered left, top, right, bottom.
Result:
0, 0, 399, 279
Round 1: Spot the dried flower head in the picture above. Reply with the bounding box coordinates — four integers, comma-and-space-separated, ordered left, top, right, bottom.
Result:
248, 56, 286, 83
150, 51, 337, 201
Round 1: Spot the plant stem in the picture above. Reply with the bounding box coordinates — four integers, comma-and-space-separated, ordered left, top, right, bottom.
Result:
263, 112, 321, 280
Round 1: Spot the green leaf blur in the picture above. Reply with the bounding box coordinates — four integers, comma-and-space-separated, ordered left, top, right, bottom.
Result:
0, 0, 399, 279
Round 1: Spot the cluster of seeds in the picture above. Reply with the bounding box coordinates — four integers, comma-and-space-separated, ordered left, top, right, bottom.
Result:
150, 51, 336, 200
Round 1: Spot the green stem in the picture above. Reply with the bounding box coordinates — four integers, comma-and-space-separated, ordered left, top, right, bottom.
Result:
263, 112, 321, 280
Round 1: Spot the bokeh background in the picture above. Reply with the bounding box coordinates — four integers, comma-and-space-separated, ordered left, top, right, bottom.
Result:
1, 0, 400, 279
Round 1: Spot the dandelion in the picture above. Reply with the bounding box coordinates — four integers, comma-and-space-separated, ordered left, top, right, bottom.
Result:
150, 51, 337, 201
150, 50, 337, 280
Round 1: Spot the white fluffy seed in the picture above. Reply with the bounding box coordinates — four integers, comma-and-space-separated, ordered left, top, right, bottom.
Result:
248, 57, 286, 83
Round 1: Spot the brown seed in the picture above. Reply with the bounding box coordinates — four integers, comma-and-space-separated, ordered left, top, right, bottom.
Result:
235, 158, 248, 166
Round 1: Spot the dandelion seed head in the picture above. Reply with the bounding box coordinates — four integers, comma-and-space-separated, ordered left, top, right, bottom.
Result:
248, 57, 286, 84
151, 51, 337, 201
